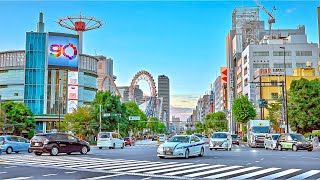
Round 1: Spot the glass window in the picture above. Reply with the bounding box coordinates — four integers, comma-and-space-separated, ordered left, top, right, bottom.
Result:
271, 93, 278, 99
286, 135, 293, 141
17, 137, 27, 142
7, 137, 19, 142
253, 63, 269, 68
296, 51, 312, 56
274, 63, 292, 68
212, 133, 227, 139
272, 135, 280, 140
279, 135, 285, 141
253, 51, 269, 56
56, 134, 68, 141
273, 51, 291, 56
271, 80, 278, 86
168, 136, 190, 143
99, 133, 110, 138
67, 135, 77, 141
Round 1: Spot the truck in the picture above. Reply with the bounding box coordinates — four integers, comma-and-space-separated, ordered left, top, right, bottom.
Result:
247, 120, 270, 148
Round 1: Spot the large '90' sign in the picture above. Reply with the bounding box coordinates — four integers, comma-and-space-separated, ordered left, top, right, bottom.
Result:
50, 43, 78, 60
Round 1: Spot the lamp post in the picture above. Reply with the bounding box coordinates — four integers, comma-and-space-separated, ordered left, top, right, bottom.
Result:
280, 46, 289, 133
58, 78, 62, 132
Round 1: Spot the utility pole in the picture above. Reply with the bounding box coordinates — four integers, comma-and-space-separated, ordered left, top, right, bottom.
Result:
281, 81, 286, 133
99, 104, 102, 133
58, 78, 62, 132
280, 46, 289, 133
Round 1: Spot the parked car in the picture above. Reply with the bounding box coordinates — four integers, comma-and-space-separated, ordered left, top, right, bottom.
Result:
231, 134, 240, 145
152, 135, 158, 141
264, 133, 280, 150
276, 133, 313, 151
124, 137, 135, 146
0, 136, 31, 154
157, 135, 205, 159
193, 133, 203, 139
209, 132, 232, 150
97, 132, 125, 149
158, 134, 167, 142
29, 133, 90, 156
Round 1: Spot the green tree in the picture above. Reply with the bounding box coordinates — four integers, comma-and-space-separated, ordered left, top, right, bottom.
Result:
195, 122, 205, 133
147, 117, 159, 134
205, 112, 228, 132
288, 78, 320, 134
232, 95, 257, 124
1, 101, 36, 136
61, 106, 95, 140
266, 101, 283, 132
124, 102, 147, 137
157, 122, 167, 134
91, 91, 127, 135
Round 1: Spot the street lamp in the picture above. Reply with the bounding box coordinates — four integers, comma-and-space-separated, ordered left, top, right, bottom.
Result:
58, 78, 62, 132
280, 46, 289, 133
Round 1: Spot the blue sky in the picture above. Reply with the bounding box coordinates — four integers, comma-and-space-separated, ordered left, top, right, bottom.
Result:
0, 1, 319, 120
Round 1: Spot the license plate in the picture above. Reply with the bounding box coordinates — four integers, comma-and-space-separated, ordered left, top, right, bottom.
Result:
165, 152, 172, 155
35, 143, 39, 146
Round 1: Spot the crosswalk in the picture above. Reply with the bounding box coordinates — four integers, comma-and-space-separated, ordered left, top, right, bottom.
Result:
0, 155, 319, 179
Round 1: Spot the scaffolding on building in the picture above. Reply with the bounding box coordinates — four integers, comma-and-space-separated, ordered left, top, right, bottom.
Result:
232, 7, 260, 50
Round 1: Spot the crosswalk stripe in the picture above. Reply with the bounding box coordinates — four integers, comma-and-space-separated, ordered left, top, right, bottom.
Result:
204, 166, 261, 179
164, 165, 226, 176
67, 159, 151, 168
4, 177, 33, 180
228, 167, 281, 180
257, 169, 301, 180
145, 164, 206, 174
96, 161, 166, 170
127, 163, 193, 173
80, 174, 122, 180
184, 166, 242, 178
287, 170, 320, 180
111, 162, 178, 172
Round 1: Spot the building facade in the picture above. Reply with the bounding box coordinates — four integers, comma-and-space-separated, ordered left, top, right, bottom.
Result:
158, 75, 170, 124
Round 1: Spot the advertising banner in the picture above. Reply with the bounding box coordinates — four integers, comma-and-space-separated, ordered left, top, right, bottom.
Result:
67, 100, 78, 114
48, 34, 79, 68
68, 86, 78, 100
68, 70, 79, 85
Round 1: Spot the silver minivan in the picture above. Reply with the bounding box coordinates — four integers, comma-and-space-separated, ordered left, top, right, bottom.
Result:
97, 132, 125, 149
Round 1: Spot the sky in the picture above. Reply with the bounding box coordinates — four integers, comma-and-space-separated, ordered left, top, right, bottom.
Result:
0, 1, 319, 121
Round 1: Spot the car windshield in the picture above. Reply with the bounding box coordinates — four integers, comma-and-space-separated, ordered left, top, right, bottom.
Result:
272, 135, 280, 140
252, 127, 270, 133
291, 134, 306, 141
124, 138, 129, 140
99, 133, 110, 138
212, 133, 227, 139
194, 134, 203, 138
168, 136, 190, 143
158, 134, 165, 137
231, 135, 238, 139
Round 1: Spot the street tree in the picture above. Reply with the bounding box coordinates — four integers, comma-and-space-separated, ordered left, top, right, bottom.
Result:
266, 101, 282, 132
91, 91, 128, 136
147, 117, 160, 134
232, 95, 257, 124
288, 78, 320, 134
61, 106, 95, 140
1, 101, 36, 136
195, 122, 205, 133
124, 102, 147, 137
205, 112, 227, 132
157, 122, 167, 134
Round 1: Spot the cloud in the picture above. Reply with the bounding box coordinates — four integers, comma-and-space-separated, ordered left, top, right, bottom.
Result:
170, 106, 194, 121
286, 8, 296, 14
171, 94, 199, 108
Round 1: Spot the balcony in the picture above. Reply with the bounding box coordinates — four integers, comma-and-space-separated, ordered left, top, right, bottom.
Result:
237, 67, 242, 76
237, 77, 242, 85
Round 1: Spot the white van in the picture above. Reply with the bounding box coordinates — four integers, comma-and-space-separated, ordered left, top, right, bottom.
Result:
158, 134, 167, 142
97, 132, 125, 149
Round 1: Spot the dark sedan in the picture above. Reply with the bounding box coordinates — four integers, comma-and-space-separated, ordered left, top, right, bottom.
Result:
30, 133, 90, 156
231, 134, 240, 145
276, 133, 313, 151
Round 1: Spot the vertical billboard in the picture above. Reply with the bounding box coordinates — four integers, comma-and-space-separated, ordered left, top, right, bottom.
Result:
67, 70, 79, 113
47, 33, 79, 68
221, 67, 227, 83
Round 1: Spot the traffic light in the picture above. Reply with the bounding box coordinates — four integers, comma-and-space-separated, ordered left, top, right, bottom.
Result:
258, 99, 268, 108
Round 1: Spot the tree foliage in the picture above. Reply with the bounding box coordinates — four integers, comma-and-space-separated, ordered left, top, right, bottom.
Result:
266, 101, 283, 132
124, 102, 147, 136
61, 106, 95, 139
288, 78, 320, 134
232, 95, 257, 124
204, 112, 228, 132
1, 101, 36, 135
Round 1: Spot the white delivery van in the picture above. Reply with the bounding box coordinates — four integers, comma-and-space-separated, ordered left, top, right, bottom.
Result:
97, 132, 125, 149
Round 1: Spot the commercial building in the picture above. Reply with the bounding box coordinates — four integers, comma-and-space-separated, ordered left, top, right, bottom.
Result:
96, 56, 117, 94
158, 75, 170, 125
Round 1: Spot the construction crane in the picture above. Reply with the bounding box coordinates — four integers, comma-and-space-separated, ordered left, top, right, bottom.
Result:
255, 0, 276, 35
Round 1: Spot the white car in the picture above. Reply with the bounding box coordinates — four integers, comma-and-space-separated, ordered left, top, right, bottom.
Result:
97, 132, 125, 149
264, 133, 280, 150
158, 134, 167, 142
209, 132, 232, 150
157, 135, 205, 159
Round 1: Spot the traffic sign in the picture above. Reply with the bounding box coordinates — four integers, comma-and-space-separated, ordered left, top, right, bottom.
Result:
129, 116, 140, 120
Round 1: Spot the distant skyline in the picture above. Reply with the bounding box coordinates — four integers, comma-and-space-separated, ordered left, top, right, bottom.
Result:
0, 1, 319, 120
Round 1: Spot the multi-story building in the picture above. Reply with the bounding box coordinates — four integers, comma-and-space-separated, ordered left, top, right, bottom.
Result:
96, 56, 117, 94
196, 98, 203, 122
201, 94, 210, 120
158, 75, 170, 125
118, 85, 143, 103
171, 116, 181, 133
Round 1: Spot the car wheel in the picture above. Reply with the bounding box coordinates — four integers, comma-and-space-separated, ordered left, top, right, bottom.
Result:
185, 149, 189, 159
237, 142, 239, 145
34, 152, 42, 156
99, 147, 102, 149
159, 156, 165, 159
292, 145, 298, 152
15, 151, 19, 153
199, 148, 204, 157
214, 148, 217, 150
113, 143, 116, 149
81, 146, 88, 154
28, 148, 32, 153
264, 145, 267, 149
121, 143, 124, 149
6, 147, 13, 154
308, 149, 313, 152
50, 146, 59, 156
277, 145, 282, 151
109, 147, 112, 149
209, 148, 212, 151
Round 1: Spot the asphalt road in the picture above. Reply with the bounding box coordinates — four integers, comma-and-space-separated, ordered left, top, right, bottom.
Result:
0, 140, 319, 179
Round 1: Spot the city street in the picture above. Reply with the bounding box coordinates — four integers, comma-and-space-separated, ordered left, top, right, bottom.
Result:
0, 140, 319, 179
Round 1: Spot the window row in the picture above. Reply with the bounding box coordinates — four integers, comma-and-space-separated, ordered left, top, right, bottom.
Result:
79, 56, 98, 73
252, 51, 313, 57
0, 52, 25, 68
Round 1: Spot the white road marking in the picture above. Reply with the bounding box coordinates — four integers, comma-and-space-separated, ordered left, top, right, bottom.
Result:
4, 177, 33, 180
184, 166, 242, 178
164, 165, 225, 176
81, 174, 122, 180
4, 166, 17, 169
0, 172, 7, 174
110, 161, 178, 172
128, 163, 193, 173
204, 166, 261, 179
64, 171, 77, 174
287, 170, 320, 180
228, 168, 281, 180
241, 145, 245, 147
255, 161, 260, 162
257, 169, 301, 180
42, 174, 58, 177
145, 164, 206, 174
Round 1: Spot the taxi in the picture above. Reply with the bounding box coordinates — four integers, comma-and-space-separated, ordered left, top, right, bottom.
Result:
157, 135, 205, 159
